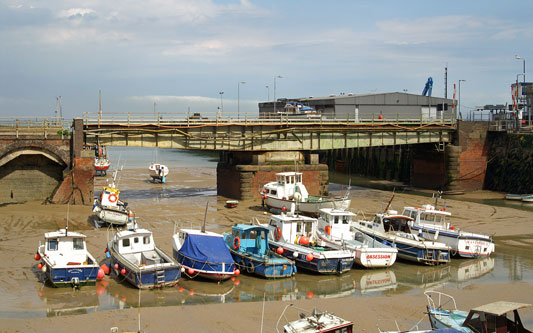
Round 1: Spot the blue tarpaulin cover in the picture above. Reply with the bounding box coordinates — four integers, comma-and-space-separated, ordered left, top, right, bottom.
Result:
177, 234, 235, 272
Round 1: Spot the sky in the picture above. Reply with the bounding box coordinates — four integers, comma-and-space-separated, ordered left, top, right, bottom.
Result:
1, 0, 532, 120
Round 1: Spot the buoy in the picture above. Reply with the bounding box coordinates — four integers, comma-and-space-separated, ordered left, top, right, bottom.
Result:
306, 291, 314, 299
451, 226, 454, 230
180, 267, 185, 273
234, 279, 240, 286
299, 236, 310, 245
276, 247, 284, 255
306, 253, 314, 261
114, 264, 119, 270
104, 248, 108, 253
263, 189, 267, 193
97, 268, 105, 280
234, 269, 240, 276
34, 253, 41, 261
120, 268, 126, 275
37, 263, 43, 269
187, 268, 195, 275
282, 206, 287, 211
325, 225, 331, 236
96, 283, 105, 296
100, 264, 110, 275
263, 195, 267, 200
129, 211, 134, 217
378, 114, 383, 120
189, 290, 195, 296
178, 286, 184, 292
41, 265, 47, 273
293, 251, 299, 258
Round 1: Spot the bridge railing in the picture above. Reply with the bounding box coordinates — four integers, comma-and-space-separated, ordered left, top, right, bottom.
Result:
83, 110, 456, 127
0, 117, 71, 138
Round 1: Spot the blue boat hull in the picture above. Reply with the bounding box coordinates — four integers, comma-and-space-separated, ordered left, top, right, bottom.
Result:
267, 243, 353, 274
427, 306, 471, 332
109, 255, 180, 289
45, 264, 99, 287
370, 235, 450, 265
229, 250, 296, 279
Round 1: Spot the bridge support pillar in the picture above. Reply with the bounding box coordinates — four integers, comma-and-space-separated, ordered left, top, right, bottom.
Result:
217, 151, 328, 200
50, 150, 95, 205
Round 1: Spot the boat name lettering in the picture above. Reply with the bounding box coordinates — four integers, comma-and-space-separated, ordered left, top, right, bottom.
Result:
366, 254, 391, 259
67, 269, 83, 274
365, 278, 391, 287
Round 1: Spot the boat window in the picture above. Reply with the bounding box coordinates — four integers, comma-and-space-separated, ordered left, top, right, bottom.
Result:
48, 239, 58, 251
123, 238, 130, 247
134, 237, 139, 244
435, 215, 442, 223
296, 223, 302, 233
304, 222, 313, 234
410, 211, 417, 219
143, 236, 150, 244
73, 238, 84, 250
334, 216, 339, 224
271, 190, 277, 196
232, 229, 239, 238
249, 230, 257, 240
342, 216, 349, 224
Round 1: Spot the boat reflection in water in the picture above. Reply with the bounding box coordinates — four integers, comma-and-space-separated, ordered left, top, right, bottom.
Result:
358, 270, 397, 295
37, 286, 99, 317
450, 257, 495, 284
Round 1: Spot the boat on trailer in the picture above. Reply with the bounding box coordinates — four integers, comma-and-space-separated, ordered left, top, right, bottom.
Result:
261, 172, 350, 216
352, 211, 451, 265
36, 228, 100, 288
316, 208, 398, 268
107, 223, 181, 289
402, 204, 494, 258
260, 212, 354, 275
425, 290, 532, 333
172, 228, 237, 282
223, 224, 296, 279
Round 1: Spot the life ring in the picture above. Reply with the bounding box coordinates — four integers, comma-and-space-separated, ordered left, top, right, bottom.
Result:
108, 193, 118, 203
274, 227, 282, 241
100, 193, 104, 201
233, 236, 240, 250
325, 225, 331, 236
246, 261, 255, 273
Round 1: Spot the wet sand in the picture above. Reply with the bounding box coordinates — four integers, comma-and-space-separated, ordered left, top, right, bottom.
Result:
1, 167, 532, 332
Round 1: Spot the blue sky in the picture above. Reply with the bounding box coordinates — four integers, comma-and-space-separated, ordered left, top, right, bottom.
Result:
0, 0, 531, 119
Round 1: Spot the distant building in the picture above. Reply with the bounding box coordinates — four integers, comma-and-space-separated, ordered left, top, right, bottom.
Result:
259, 92, 454, 121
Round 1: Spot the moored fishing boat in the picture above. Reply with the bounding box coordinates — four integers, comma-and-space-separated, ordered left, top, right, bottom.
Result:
223, 224, 296, 279
521, 194, 533, 203
425, 291, 532, 333
277, 304, 354, 333
35, 228, 100, 288
402, 204, 494, 258
352, 211, 451, 265
107, 224, 181, 289
225, 200, 239, 208
172, 228, 237, 282
148, 163, 169, 183
93, 145, 110, 176
504, 193, 524, 200
92, 185, 133, 226
261, 172, 350, 216
316, 208, 398, 268
260, 212, 354, 274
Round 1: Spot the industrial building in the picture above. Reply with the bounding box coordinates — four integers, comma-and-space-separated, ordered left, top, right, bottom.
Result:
258, 92, 454, 122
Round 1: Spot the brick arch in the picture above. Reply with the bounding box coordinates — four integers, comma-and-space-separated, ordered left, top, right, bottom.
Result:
0, 141, 70, 169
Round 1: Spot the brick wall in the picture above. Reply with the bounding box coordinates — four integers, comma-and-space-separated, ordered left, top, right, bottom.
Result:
455, 121, 489, 191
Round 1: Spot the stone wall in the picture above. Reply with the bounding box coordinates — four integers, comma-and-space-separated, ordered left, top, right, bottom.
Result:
217, 163, 328, 200
410, 145, 447, 189
50, 155, 95, 205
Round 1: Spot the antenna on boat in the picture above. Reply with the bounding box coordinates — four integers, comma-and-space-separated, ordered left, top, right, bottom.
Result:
66, 203, 70, 236
201, 201, 208, 233
383, 190, 395, 214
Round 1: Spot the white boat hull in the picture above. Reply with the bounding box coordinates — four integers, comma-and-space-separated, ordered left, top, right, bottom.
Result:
93, 206, 129, 225
265, 196, 351, 215
412, 227, 494, 258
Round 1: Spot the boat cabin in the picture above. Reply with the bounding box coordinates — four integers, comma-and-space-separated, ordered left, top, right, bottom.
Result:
230, 225, 269, 255
43, 229, 93, 266
462, 301, 531, 333
268, 214, 317, 244
100, 186, 120, 207
113, 229, 161, 266
263, 172, 309, 201
362, 212, 414, 234
402, 205, 451, 231
318, 208, 355, 239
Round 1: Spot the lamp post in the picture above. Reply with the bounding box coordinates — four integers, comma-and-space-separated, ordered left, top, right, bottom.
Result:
237, 81, 246, 120
458, 80, 466, 119
515, 55, 526, 83
265, 85, 270, 101
273, 75, 283, 116
219, 91, 224, 116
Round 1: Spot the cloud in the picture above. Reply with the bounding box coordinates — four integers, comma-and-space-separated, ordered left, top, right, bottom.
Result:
57, 8, 96, 19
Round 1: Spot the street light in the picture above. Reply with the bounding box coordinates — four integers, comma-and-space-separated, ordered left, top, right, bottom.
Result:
273, 75, 283, 116
219, 91, 224, 115
515, 55, 526, 83
265, 85, 270, 101
458, 80, 466, 119
237, 81, 246, 120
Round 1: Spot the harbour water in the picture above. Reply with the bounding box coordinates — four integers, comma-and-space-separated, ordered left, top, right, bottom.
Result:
3, 146, 532, 320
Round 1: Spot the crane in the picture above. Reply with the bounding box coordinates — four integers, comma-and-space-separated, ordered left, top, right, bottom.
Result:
422, 77, 433, 96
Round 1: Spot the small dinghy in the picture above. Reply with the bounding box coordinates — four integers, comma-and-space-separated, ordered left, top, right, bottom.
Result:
223, 224, 296, 279
505, 193, 524, 200
316, 208, 398, 268
107, 222, 181, 289
93, 145, 110, 176
149, 162, 169, 183
260, 211, 354, 275
225, 200, 239, 208
35, 228, 100, 288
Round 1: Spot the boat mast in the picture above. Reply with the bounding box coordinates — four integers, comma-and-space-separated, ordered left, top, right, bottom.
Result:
201, 201, 208, 233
